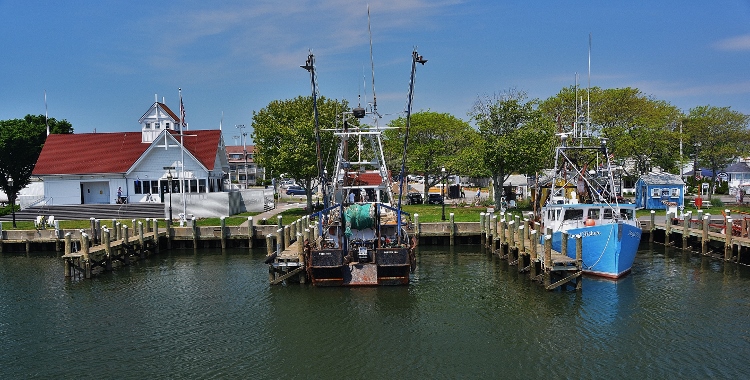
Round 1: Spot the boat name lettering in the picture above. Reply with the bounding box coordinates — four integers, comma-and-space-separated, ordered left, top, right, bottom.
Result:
628, 231, 640, 238
580, 231, 601, 238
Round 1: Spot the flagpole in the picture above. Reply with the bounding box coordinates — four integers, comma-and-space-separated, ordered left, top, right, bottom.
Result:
45, 90, 49, 136
179, 88, 186, 226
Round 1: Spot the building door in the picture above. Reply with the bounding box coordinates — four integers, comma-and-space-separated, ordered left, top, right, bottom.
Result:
81, 181, 111, 204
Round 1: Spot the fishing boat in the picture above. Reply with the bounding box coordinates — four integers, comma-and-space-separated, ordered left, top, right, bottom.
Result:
304, 115, 416, 285
540, 133, 642, 278
297, 47, 425, 286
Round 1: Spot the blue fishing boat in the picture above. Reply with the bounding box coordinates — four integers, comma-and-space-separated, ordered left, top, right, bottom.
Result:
540, 134, 642, 278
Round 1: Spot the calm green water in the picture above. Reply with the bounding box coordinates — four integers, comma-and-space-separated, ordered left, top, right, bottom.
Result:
1, 244, 749, 379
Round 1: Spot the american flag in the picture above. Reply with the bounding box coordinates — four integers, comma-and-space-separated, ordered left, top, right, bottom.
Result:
180, 96, 186, 131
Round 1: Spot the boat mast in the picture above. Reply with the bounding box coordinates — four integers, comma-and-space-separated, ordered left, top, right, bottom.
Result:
301, 52, 327, 209
396, 49, 427, 238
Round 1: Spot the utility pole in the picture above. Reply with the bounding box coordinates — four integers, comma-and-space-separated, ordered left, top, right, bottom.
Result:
236, 125, 247, 189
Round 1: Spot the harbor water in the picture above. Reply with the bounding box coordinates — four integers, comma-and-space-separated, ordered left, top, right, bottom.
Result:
1, 244, 749, 379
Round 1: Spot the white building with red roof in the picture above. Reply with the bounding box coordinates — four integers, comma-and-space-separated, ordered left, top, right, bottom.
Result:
31, 100, 271, 217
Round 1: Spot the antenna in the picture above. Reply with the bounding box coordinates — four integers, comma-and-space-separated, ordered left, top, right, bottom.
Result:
44, 90, 49, 136
587, 32, 591, 137
367, 5, 379, 117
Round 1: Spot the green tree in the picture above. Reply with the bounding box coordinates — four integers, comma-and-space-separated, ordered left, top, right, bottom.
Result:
251, 96, 348, 211
0, 115, 73, 226
683, 105, 750, 195
383, 111, 479, 199
470, 90, 556, 209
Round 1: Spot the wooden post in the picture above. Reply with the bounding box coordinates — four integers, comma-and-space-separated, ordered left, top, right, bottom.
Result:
191, 217, 198, 249
248, 216, 254, 248
266, 234, 273, 257
90, 218, 97, 244
449, 213, 455, 246
414, 213, 420, 240
702, 215, 709, 255
561, 231, 568, 258
220, 217, 227, 250
153, 219, 160, 254
576, 236, 583, 290
277, 215, 283, 230
0, 221, 3, 253
276, 228, 284, 252
166, 218, 172, 250
138, 221, 145, 257
266, 234, 274, 283
682, 215, 689, 250
508, 221, 515, 249
63, 233, 71, 277
650, 210, 655, 243
517, 225, 525, 272
284, 225, 291, 249
725, 217, 733, 261
82, 233, 91, 279
479, 212, 487, 247
530, 230, 537, 279
104, 228, 112, 271
665, 212, 673, 246
544, 234, 552, 289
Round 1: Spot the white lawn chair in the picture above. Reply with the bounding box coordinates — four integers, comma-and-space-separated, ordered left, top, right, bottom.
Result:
47, 215, 55, 228
35, 215, 45, 229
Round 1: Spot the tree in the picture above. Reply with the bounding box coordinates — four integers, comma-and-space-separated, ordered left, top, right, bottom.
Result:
683, 105, 750, 195
470, 90, 557, 209
251, 96, 349, 211
383, 111, 480, 200
0, 115, 73, 226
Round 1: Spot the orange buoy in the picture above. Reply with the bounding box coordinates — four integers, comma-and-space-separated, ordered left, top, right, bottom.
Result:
695, 197, 703, 209
584, 219, 596, 226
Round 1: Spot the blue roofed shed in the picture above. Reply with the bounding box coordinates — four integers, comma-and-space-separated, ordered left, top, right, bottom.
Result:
635, 173, 685, 210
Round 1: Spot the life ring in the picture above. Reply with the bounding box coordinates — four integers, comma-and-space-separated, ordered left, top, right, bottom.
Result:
584, 219, 596, 227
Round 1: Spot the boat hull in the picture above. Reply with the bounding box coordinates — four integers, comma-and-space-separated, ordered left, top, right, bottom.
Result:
550, 222, 641, 278
309, 247, 411, 286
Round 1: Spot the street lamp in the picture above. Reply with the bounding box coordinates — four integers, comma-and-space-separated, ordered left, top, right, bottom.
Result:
166, 170, 173, 221
441, 167, 446, 221
7, 176, 15, 228
236, 125, 247, 189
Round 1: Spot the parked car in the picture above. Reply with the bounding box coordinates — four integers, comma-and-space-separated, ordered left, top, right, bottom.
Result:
406, 192, 423, 205
285, 185, 306, 196
427, 193, 444, 204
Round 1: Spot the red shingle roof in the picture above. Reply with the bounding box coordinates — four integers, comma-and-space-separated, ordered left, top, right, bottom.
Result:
33, 132, 147, 175
33, 130, 223, 175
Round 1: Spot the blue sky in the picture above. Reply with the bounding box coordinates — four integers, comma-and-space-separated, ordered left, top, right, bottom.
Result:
2, 0, 750, 145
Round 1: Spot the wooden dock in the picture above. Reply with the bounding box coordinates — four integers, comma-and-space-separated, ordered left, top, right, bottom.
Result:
61, 218, 166, 279
643, 209, 750, 263
480, 212, 583, 291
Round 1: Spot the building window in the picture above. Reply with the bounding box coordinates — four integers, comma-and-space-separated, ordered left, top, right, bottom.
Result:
190, 180, 198, 193
671, 188, 680, 197
199, 179, 207, 193
651, 188, 660, 197
145, 123, 151, 129
166, 122, 170, 129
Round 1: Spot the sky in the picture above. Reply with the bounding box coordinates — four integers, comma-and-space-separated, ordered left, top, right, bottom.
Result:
2, 0, 750, 146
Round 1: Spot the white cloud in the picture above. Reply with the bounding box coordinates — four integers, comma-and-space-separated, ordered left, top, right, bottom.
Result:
715, 34, 750, 51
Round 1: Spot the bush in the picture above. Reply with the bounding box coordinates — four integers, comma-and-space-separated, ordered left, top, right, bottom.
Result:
710, 198, 724, 208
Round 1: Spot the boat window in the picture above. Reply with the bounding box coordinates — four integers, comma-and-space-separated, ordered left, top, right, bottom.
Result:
563, 209, 583, 220
588, 209, 600, 219
603, 208, 614, 219
620, 208, 634, 220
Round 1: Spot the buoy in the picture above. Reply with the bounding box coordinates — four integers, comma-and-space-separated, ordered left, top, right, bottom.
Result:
584, 219, 596, 226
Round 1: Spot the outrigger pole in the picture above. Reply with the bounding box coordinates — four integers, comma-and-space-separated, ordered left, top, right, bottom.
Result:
396, 48, 427, 241
301, 52, 328, 209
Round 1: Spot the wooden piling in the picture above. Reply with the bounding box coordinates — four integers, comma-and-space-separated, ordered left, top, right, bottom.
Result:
276, 228, 283, 252
192, 217, 198, 248
543, 234, 552, 289
266, 234, 273, 256
153, 219, 160, 254
449, 213, 455, 246
82, 234, 91, 279
284, 225, 291, 249
63, 233, 71, 277
479, 213, 486, 247
725, 217, 733, 261
104, 228, 112, 271
248, 217, 254, 248
530, 230, 537, 279
414, 213, 420, 240
220, 217, 227, 249
683, 215, 689, 250
665, 212, 673, 246
702, 215, 709, 255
